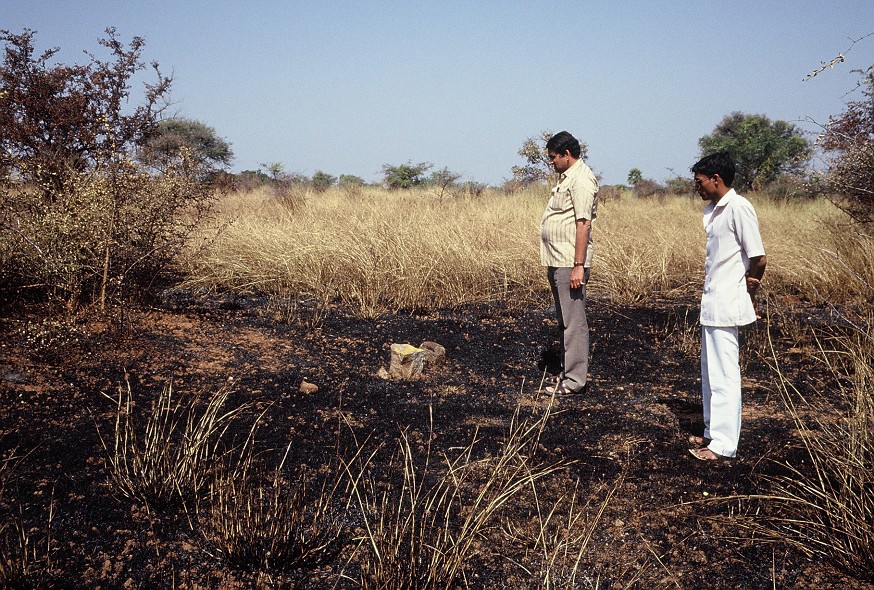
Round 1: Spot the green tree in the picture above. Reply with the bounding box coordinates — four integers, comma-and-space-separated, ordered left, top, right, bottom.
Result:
698, 112, 811, 191
820, 65, 874, 224
627, 168, 643, 186
140, 117, 233, 173
382, 161, 433, 189
338, 174, 365, 187
429, 166, 461, 201
311, 170, 337, 192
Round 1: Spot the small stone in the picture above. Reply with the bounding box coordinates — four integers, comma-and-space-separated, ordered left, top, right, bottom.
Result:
419, 341, 446, 365
376, 367, 390, 380
299, 381, 318, 394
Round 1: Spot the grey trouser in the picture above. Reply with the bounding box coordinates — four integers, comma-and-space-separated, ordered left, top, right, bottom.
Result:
547, 266, 590, 392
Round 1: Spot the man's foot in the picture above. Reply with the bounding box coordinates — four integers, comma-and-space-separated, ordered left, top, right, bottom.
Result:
554, 382, 587, 396
688, 435, 709, 448
688, 447, 727, 461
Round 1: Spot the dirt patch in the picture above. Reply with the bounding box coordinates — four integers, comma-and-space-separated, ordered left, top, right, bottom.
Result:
0, 294, 869, 588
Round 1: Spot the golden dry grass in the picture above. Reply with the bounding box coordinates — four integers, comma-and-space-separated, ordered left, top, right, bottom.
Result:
181, 186, 872, 317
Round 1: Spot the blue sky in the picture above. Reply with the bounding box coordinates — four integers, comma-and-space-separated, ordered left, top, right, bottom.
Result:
4, 1, 873, 185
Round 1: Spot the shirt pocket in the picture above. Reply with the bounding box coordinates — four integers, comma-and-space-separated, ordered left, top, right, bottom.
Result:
548, 187, 569, 211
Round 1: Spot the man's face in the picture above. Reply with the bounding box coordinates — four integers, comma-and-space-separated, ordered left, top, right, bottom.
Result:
694, 173, 718, 200
547, 150, 572, 174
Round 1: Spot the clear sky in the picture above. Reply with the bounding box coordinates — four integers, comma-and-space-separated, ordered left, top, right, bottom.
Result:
3, 1, 873, 186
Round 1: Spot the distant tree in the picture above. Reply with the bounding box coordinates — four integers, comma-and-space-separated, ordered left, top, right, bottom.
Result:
665, 176, 695, 194
819, 65, 874, 224
627, 168, 643, 186
511, 130, 589, 186
429, 166, 461, 201
698, 112, 811, 191
338, 174, 365, 187
140, 117, 233, 173
311, 170, 336, 192
382, 161, 433, 190
260, 161, 286, 181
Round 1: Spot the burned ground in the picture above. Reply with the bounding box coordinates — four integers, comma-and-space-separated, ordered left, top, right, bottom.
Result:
0, 294, 868, 589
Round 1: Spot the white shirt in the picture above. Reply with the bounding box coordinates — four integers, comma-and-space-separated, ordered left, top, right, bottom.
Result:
700, 189, 766, 327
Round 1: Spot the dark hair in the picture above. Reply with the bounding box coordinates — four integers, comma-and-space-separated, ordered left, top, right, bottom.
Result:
546, 131, 582, 159
691, 152, 736, 187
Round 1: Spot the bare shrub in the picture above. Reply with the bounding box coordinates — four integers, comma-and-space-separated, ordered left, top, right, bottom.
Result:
0, 29, 216, 311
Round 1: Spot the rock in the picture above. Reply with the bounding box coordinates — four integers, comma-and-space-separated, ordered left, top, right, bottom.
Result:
376, 367, 390, 380
299, 381, 318, 394
419, 341, 446, 366
389, 343, 427, 379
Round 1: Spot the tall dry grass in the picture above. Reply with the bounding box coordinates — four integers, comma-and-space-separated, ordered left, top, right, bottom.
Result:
180, 187, 872, 317
755, 312, 874, 581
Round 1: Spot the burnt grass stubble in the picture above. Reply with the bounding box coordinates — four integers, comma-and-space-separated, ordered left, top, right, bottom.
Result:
0, 291, 867, 588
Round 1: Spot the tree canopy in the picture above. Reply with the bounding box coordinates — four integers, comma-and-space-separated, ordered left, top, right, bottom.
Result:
140, 117, 233, 173
698, 112, 811, 191
382, 161, 433, 189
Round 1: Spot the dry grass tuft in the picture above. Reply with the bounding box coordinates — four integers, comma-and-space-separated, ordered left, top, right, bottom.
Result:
760, 313, 873, 580
342, 396, 575, 589
96, 378, 244, 514
200, 440, 348, 579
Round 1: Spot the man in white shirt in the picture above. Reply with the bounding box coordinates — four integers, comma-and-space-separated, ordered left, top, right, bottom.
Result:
689, 152, 767, 461
540, 131, 599, 395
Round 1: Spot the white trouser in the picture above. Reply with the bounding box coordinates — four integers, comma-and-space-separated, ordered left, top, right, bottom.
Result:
701, 325, 742, 458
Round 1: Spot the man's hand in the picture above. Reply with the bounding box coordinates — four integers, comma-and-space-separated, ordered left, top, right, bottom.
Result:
570, 265, 585, 289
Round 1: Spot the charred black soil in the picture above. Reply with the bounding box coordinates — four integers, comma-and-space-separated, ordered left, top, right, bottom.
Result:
0, 294, 869, 589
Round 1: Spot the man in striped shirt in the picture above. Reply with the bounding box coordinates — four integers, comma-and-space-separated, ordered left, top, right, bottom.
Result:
540, 131, 599, 395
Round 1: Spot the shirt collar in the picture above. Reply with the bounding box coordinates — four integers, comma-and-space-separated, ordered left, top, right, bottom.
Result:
712, 188, 737, 208
559, 158, 581, 181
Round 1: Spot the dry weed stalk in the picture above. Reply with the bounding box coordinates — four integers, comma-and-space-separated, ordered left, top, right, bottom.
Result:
0, 494, 54, 589
708, 312, 874, 581
96, 377, 243, 514
342, 396, 568, 589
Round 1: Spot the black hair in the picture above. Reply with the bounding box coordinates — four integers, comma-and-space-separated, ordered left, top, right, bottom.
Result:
691, 152, 736, 187
546, 131, 582, 159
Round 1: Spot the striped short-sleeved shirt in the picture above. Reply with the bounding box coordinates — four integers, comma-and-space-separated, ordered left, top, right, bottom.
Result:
540, 159, 599, 268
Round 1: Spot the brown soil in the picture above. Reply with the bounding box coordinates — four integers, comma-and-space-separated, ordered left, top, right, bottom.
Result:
0, 293, 869, 589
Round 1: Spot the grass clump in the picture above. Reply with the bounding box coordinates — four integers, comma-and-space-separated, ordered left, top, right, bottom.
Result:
750, 312, 873, 581
96, 378, 243, 514
342, 398, 570, 589
200, 441, 348, 580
